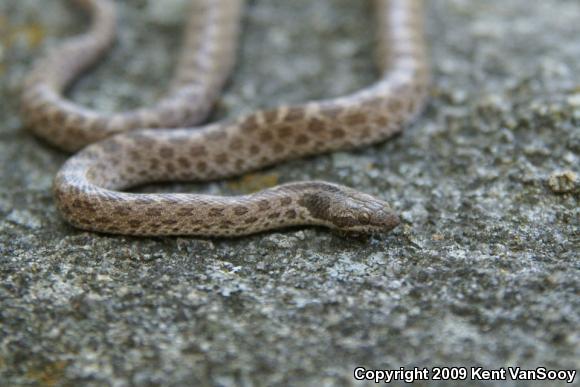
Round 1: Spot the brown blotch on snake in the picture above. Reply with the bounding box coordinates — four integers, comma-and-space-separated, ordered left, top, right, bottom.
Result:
22, 0, 430, 237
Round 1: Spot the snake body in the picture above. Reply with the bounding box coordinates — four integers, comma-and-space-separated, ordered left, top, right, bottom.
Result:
21, 0, 430, 237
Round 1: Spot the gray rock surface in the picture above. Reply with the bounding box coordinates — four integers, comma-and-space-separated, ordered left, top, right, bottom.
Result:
1, 0, 579, 385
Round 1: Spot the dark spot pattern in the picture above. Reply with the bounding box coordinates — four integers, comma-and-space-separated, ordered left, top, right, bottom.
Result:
295, 134, 309, 145
196, 161, 207, 172
278, 126, 293, 139
233, 206, 248, 215
159, 146, 174, 158
215, 153, 229, 165
308, 118, 326, 133
244, 217, 258, 224
345, 113, 367, 126
330, 128, 346, 139
229, 137, 243, 150
209, 207, 224, 216
177, 157, 191, 168
190, 144, 207, 157
259, 131, 274, 143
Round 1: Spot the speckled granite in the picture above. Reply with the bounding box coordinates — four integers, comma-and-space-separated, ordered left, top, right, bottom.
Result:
0, 0, 578, 386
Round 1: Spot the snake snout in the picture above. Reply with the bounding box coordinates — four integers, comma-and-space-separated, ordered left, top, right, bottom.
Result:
372, 208, 400, 232
358, 197, 400, 233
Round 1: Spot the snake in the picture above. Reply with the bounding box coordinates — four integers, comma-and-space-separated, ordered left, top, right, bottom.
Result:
20, 0, 430, 237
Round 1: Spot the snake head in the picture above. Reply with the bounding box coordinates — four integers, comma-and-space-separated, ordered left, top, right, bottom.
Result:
298, 183, 400, 234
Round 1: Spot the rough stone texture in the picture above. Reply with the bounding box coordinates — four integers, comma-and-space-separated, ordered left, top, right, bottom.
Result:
1, 0, 579, 386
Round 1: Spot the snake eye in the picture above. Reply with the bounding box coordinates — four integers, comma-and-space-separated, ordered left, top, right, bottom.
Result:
357, 212, 370, 225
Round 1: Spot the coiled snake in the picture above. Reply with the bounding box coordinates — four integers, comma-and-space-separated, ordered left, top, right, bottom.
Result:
21, 0, 430, 237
